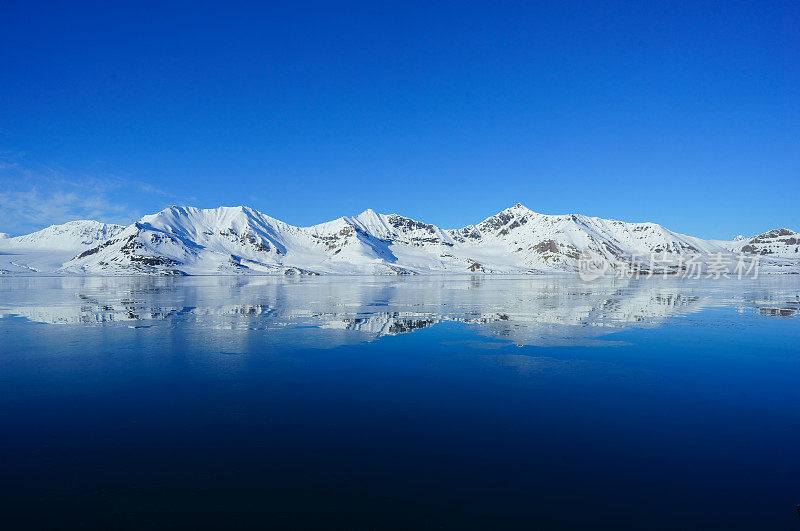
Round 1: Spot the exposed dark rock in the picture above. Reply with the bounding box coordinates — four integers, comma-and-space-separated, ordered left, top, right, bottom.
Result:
533, 240, 559, 254
75, 237, 120, 259
128, 255, 178, 267
467, 259, 484, 272
388, 319, 435, 334
387, 215, 436, 234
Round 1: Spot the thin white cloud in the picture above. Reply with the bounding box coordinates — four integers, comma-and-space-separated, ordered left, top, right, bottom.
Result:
0, 187, 140, 235
0, 156, 180, 235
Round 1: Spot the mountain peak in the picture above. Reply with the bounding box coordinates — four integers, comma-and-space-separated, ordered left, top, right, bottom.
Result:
3, 203, 799, 276
0, 220, 125, 250
355, 208, 385, 223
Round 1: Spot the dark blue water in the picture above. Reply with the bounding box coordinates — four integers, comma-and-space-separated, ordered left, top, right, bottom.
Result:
1, 276, 799, 529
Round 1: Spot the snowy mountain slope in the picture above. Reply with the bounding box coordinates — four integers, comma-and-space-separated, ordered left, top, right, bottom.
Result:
1, 204, 798, 275
2, 220, 124, 249
723, 228, 800, 257
61, 206, 419, 275
0, 220, 124, 274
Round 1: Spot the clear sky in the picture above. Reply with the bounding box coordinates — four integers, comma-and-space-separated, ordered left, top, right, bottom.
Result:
0, 1, 797, 238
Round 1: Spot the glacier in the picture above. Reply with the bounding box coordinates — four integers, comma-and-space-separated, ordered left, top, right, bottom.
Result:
0, 204, 797, 276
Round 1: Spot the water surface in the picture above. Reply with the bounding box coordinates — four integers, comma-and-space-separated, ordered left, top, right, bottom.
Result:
1, 276, 799, 528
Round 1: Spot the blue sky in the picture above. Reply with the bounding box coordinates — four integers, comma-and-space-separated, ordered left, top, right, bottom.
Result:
1, 1, 797, 238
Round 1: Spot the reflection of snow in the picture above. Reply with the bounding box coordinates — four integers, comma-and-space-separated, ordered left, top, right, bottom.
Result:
1, 276, 798, 348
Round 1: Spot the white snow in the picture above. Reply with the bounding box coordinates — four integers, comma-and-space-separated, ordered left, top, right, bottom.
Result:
0, 220, 125, 274
0, 204, 797, 276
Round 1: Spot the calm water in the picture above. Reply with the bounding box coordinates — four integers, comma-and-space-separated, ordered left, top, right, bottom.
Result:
1, 276, 799, 529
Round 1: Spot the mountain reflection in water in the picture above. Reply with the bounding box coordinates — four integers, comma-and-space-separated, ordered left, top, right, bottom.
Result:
2, 275, 800, 529
1, 275, 797, 348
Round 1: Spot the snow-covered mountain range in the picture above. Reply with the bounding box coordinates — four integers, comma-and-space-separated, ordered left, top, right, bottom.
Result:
0, 204, 797, 275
